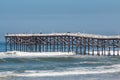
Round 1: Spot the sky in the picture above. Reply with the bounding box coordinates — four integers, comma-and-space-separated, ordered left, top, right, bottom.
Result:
0, 0, 120, 41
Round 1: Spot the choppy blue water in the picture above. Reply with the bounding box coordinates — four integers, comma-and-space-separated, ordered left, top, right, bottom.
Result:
0, 42, 5, 52
0, 42, 120, 80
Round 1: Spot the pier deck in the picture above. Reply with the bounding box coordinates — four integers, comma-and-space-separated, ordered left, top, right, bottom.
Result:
5, 33, 120, 56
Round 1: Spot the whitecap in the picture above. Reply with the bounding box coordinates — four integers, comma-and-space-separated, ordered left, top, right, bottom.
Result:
0, 51, 76, 59
0, 64, 120, 77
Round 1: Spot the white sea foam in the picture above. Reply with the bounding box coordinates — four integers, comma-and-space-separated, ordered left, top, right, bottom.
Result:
0, 50, 119, 59
74, 61, 112, 65
0, 51, 76, 58
0, 64, 120, 77
88, 51, 120, 56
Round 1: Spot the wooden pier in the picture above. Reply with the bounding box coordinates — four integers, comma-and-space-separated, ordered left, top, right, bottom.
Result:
5, 33, 120, 56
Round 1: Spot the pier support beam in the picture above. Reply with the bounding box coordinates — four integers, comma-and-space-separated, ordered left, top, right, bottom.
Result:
4, 33, 120, 56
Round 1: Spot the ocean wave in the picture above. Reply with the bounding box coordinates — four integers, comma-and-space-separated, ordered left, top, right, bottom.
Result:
0, 51, 120, 59
0, 50, 120, 59
73, 61, 112, 65
0, 51, 119, 63
0, 51, 76, 59
0, 64, 120, 77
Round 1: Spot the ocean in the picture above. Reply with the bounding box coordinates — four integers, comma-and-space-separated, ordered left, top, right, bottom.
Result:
0, 42, 120, 80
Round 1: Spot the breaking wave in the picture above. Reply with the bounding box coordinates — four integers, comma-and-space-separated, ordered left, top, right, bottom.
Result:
0, 51, 120, 78
0, 51, 76, 59
0, 64, 120, 77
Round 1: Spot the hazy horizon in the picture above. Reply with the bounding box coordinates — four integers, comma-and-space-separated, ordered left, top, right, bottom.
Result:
0, 0, 120, 41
